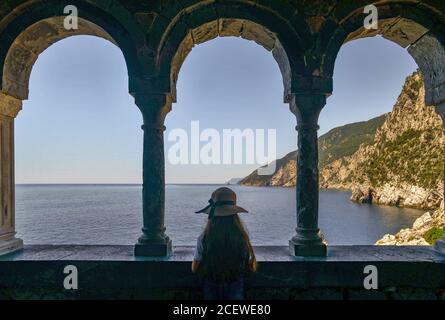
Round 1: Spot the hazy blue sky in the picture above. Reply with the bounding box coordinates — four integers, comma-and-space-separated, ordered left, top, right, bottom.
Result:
15, 35, 417, 184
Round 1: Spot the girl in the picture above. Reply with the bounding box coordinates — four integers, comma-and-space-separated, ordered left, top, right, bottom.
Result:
192, 187, 257, 300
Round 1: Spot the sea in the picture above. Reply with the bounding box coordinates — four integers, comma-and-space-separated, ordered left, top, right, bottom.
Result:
15, 184, 425, 246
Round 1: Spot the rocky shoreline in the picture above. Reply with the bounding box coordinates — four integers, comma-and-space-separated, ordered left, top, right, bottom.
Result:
376, 208, 444, 246
350, 182, 444, 210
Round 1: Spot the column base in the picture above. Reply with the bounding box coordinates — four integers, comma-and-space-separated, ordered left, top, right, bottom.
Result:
134, 239, 172, 257
289, 228, 327, 257
0, 237, 23, 256
434, 237, 445, 255
289, 239, 327, 257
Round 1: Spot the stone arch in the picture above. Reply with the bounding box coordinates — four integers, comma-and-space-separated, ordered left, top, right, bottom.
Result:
153, 2, 312, 104
0, 1, 143, 100
0, 1, 147, 256
320, 3, 445, 107
169, 19, 292, 103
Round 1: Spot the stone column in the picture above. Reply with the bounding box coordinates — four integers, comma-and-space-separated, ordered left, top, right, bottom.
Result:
0, 93, 23, 256
434, 103, 445, 255
289, 94, 327, 256
134, 93, 172, 256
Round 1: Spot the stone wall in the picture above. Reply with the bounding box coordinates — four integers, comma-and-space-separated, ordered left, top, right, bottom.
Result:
1, 245, 444, 300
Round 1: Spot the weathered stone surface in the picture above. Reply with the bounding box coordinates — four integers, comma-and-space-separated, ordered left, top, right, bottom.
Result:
166, 18, 290, 103
0, 106, 21, 256
240, 20, 276, 51
383, 18, 429, 48
0, 245, 444, 300
289, 94, 327, 256
0, 92, 22, 117
409, 34, 445, 106
0, 237, 23, 257
134, 94, 172, 256
345, 18, 399, 43
191, 20, 218, 45
345, 17, 429, 49
218, 18, 243, 37
2, 17, 115, 100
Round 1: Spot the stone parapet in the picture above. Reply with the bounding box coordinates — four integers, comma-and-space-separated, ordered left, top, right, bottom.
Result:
1, 245, 444, 300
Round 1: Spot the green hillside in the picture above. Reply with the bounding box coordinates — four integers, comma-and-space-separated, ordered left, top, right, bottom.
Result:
240, 114, 386, 186
318, 115, 386, 168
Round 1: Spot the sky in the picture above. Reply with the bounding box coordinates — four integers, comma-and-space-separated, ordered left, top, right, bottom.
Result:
15, 35, 418, 184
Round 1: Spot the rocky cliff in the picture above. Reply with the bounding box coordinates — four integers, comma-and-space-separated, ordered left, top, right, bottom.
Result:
240, 115, 385, 187
321, 71, 444, 209
241, 71, 445, 210
240, 150, 297, 187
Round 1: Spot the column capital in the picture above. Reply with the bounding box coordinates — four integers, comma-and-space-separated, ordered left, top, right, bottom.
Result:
134, 93, 172, 129
129, 76, 171, 99
290, 93, 327, 126
291, 75, 333, 96
0, 92, 22, 118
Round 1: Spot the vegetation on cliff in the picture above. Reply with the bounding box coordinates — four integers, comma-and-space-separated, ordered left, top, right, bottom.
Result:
239, 115, 385, 187
318, 115, 386, 168
423, 226, 445, 245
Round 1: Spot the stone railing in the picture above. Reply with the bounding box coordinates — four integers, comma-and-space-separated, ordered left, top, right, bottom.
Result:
1, 245, 444, 300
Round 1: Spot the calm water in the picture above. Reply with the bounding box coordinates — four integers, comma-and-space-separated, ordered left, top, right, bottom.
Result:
15, 184, 425, 245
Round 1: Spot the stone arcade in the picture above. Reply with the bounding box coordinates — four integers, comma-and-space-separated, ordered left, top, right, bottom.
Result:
0, 0, 445, 300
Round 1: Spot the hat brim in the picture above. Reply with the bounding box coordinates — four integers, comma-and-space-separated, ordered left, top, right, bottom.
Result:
196, 205, 248, 216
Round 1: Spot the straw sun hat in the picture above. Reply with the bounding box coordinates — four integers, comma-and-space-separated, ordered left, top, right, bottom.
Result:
195, 187, 248, 219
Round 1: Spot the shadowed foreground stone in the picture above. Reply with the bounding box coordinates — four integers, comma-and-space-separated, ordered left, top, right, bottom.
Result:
1, 245, 444, 300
